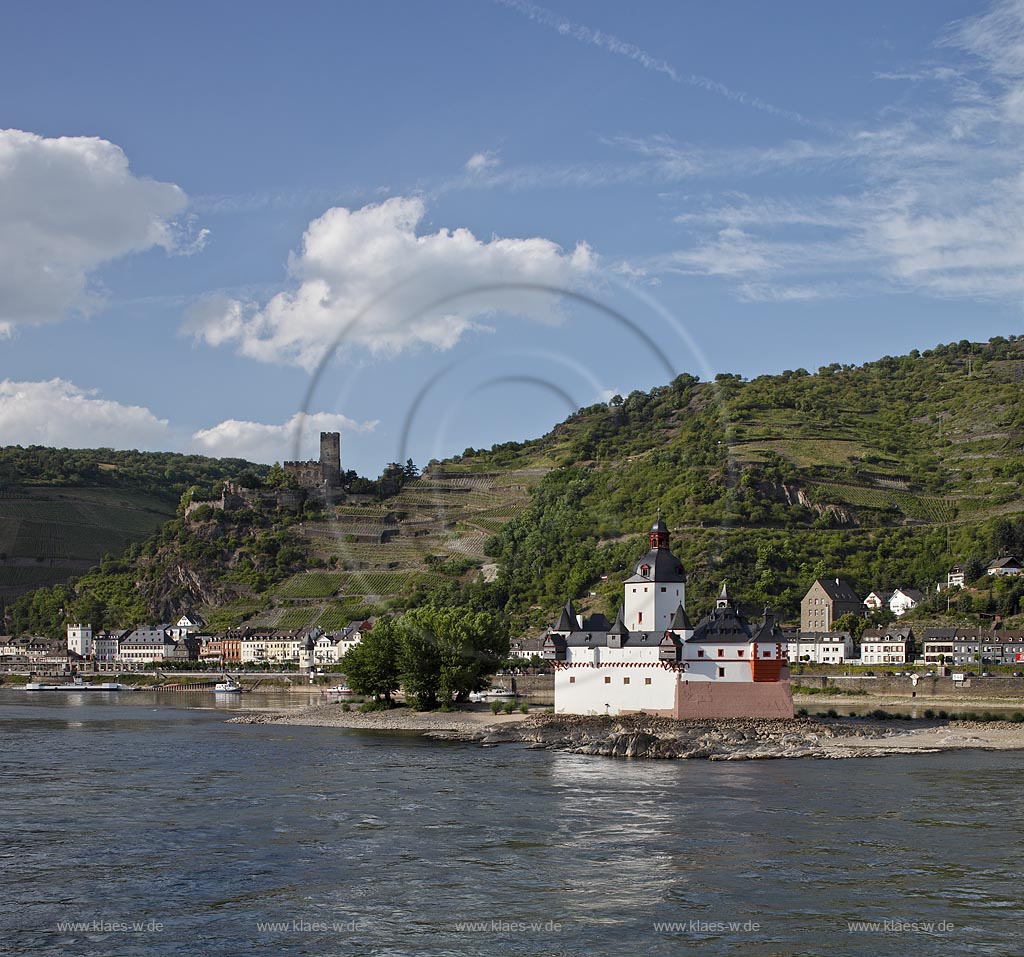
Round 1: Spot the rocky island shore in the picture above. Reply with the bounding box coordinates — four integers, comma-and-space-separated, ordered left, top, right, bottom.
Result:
228, 705, 1024, 759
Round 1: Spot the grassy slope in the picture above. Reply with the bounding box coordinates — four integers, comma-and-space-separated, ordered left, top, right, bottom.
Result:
11, 336, 1024, 636
221, 468, 544, 631
0, 487, 174, 597
0, 448, 266, 601
205, 336, 1024, 634
457, 337, 1024, 632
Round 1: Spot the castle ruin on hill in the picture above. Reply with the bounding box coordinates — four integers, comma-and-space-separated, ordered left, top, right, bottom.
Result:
283, 431, 342, 489
184, 431, 346, 519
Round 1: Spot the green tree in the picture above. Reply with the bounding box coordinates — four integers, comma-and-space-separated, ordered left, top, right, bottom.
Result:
833, 611, 866, 641
338, 617, 400, 703
397, 605, 507, 710
266, 462, 299, 490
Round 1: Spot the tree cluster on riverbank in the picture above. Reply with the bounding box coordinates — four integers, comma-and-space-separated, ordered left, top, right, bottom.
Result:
340, 605, 508, 710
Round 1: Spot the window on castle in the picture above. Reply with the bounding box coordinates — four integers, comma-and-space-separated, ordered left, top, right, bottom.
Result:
638, 612, 643, 623
623, 677, 630, 685
604, 676, 611, 684
697, 650, 704, 658
717, 649, 724, 657
569, 677, 575, 684
645, 678, 652, 685
641, 565, 650, 576
762, 651, 771, 657
661, 587, 666, 592
738, 649, 744, 656
718, 667, 725, 677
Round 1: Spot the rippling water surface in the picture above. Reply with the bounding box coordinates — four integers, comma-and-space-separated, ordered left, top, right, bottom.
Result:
2, 691, 1022, 956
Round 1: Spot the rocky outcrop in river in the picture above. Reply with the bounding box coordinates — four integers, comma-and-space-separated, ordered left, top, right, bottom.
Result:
447, 713, 907, 760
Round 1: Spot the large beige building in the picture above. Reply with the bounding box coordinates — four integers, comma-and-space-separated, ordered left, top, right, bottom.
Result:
800, 578, 862, 632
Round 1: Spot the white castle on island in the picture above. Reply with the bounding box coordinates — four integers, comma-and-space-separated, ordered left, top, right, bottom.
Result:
543, 517, 794, 719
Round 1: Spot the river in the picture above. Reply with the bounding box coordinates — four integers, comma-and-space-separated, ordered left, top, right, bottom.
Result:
1, 690, 1020, 956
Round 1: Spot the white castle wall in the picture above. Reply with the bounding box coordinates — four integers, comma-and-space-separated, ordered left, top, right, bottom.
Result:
623, 582, 685, 633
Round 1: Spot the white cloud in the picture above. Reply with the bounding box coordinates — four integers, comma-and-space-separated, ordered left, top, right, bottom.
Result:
465, 151, 500, 173
0, 377, 376, 464
186, 195, 595, 369
0, 129, 204, 325
0, 379, 171, 449
190, 412, 377, 465
946, 0, 1024, 78
640, 1, 1024, 304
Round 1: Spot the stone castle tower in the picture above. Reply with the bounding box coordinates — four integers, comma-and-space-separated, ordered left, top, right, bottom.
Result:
283, 431, 342, 489
320, 432, 341, 487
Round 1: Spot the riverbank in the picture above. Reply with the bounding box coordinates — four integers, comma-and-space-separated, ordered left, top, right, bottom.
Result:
227, 703, 528, 732
793, 693, 1024, 711
464, 714, 1024, 759
227, 703, 1024, 759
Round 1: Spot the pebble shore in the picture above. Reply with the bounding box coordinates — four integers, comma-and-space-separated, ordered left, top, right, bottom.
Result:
227, 704, 1024, 759
227, 703, 526, 732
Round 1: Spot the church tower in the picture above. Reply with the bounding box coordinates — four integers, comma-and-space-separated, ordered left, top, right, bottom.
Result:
622, 517, 687, 632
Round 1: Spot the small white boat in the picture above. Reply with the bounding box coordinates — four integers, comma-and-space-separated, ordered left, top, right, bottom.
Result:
324, 685, 355, 698
213, 680, 243, 693
24, 676, 135, 692
469, 687, 517, 702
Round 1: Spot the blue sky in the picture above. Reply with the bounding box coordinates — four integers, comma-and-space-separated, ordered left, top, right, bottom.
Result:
2, 0, 1022, 474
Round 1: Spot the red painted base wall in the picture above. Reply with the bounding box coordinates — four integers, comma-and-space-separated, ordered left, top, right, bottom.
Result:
675, 680, 794, 719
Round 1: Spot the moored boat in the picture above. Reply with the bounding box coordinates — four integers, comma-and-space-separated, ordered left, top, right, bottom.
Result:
23, 676, 136, 692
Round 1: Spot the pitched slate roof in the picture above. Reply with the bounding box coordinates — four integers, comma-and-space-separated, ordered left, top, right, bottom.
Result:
861, 626, 914, 642
988, 556, 1022, 569
792, 631, 851, 643
608, 609, 629, 637
555, 600, 579, 632
686, 603, 754, 643
812, 577, 861, 603
670, 604, 692, 631
561, 630, 671, 649
622, 547, 688, 584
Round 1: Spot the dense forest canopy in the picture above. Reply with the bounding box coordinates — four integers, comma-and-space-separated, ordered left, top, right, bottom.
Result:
0, 446, 266, 500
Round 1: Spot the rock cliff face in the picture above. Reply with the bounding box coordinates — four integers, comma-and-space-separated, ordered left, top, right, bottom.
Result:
776, 483, 855, 526
146, 563, 225, 622
466, 714, 879, 759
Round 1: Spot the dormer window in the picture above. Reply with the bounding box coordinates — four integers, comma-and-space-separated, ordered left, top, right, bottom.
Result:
641, 565, 650, 577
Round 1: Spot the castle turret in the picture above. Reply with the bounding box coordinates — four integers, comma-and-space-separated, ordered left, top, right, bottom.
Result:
67, 623, 93, 658
299, 632, 316, 673
622, 517, 687, 632
320, 432, 341, 487
554, 600, 580, 633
